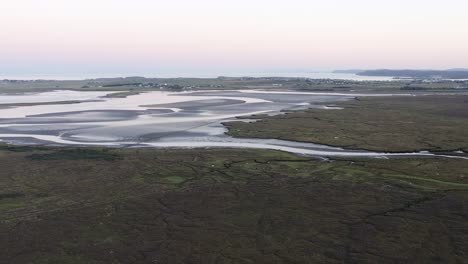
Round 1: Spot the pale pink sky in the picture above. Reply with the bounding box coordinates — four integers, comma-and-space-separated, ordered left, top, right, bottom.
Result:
1, 0, 467, 75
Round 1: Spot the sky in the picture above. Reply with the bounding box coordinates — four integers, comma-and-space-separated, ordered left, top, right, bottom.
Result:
1, 0, 468, 77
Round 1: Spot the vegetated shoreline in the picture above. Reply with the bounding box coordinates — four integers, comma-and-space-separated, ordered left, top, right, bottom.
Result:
223, 120, 468, 155
223, 95, 468, 154
1, 135, 467, 161
0, 99, 104, 109
102, 91, 143, 98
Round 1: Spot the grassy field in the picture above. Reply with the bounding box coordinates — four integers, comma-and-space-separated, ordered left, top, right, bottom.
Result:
0, 145, 467, 263
225, 95, 468, 152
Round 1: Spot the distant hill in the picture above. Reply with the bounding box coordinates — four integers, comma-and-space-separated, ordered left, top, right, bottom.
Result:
447, 68, 468, 72
356, 69, 468, 79
332, 70, 365, 74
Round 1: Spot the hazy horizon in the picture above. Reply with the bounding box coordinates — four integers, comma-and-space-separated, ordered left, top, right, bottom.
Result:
0, 71, 389, 81
2, 0, 468, 76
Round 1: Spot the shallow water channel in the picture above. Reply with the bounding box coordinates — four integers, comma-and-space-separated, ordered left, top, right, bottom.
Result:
0, 89, 464, 159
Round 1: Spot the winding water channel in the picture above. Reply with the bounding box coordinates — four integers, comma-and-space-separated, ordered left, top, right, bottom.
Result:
0, 89, 465, 159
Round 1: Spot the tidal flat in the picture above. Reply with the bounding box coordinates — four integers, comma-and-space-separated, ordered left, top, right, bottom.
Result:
0, 89, 384, 158
1, 89, 465, 159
